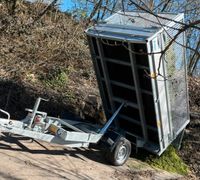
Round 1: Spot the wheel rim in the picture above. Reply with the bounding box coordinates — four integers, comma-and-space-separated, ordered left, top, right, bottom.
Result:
116, 145, 127, 161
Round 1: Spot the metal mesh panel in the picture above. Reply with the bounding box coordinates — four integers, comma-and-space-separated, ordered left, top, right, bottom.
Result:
164, 21, 188, 134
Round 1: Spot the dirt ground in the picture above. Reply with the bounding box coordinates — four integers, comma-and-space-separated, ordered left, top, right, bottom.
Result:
0, 132, 184, 180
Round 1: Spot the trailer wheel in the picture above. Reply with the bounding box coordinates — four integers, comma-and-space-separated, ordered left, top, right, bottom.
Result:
106, 137, 131, 166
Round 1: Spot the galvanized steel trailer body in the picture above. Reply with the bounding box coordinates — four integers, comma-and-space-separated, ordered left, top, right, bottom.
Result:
86, 11, 190, 155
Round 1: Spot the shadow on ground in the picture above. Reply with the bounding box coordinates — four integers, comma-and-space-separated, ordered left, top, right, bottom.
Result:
0, 80, 80, 120
0, 132, 109, 165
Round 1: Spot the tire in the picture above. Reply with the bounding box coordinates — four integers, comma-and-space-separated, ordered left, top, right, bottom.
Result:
106, 137, 131, 166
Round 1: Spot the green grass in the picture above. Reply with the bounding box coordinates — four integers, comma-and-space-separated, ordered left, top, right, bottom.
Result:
40, 67, 77, 103
41, 68, 70, 88
146, 146, 189, 175
45, 71, 68, 88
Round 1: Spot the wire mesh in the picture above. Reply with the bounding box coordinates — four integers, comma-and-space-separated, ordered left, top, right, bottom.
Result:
164, 21, 188, 134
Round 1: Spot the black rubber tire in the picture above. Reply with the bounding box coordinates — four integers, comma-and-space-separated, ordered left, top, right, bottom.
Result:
106, 137, 131, 166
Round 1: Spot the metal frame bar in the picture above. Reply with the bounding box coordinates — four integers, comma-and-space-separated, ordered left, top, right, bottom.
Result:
85, 31, 147, 43
112, 97, 138, 109
104, 58, 131, 66
160, 32, 173, 139
47, 117, 84, 132
147, 40, 165, 152
86, 33, 147, 44
119, 114, 157, 132
87, 36, 111, 113
0, 120, 89, 148
102, 78, 152, 96
100, 103, 124, 134
96, 38, 115, 113
182, 16, 190, 124
110, 80, 136, 91
128, 43, 148, 142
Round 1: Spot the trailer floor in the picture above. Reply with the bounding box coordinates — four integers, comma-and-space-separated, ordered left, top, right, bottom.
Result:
0, 132, 185, 180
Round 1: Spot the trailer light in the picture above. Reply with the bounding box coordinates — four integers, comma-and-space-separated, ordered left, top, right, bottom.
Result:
49, 124, 59, 134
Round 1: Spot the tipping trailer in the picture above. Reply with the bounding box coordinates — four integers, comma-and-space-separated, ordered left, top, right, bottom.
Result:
86, 11, 190, 155
0, 11, 190, 166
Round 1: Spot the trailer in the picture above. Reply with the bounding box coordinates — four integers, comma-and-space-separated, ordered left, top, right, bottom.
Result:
86, 11, 190, 155
0, 11, 190, 166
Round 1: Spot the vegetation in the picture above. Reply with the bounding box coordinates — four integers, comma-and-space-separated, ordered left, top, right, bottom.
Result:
0, 0, 98, 119
146, 146, 189, 175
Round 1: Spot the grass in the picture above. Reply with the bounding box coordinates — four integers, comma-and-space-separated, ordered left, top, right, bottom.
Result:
41, 67, 75, 89
39, 67, 76, 103
63, 90, 76, 103
146, 146, 189, 175
44, 70, 68, 88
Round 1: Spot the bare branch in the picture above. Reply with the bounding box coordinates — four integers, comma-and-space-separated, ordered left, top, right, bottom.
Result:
188, 40, 200, 75
88, 0, 103, 22
161, 0, 171, 12
129, 0, 200, 30
32, 0, 58, 24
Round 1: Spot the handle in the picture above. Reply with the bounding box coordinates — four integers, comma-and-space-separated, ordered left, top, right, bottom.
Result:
0, 109, 10, 120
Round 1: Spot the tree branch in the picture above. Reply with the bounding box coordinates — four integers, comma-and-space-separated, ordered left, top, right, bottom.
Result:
32, 0, 58, 24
